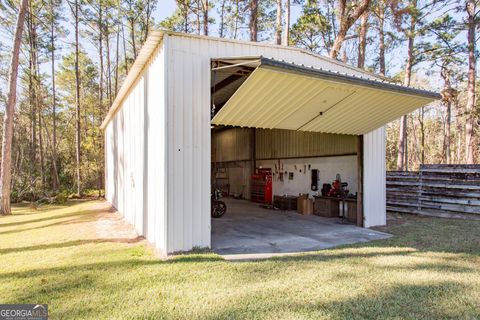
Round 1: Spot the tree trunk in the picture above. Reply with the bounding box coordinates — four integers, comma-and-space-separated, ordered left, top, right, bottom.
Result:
396, 9, 415, 171
129, 19, 137, 58
330, 27, 347, 59
28, 2, 38, 191
249, 0, 258, 42
114, 24, 120, 97
357, 12, 368, 69
419, 107, 425, 165
38, 108, 45, 187
275, 0, 282, 45
196, 0, 201, 34
50, 0, 59, 191
233, 0, 240, 39
377, 3, 385, 76
99, 0, 104, 113
183, 1, 189, 33
455, 100, 462, 162
342, 48, 348, 63
465, 0, 476, 164
396, 116, 407, 170
144, 0, 152, 40
121, 22, 129, 74
0, 0, 28, 215
74, 0, 82, 196
445, 101, 451, 164
219, 0, 226, 37
282, 0, 290, 45
106, 24, 112, 107
329, 0, 371, 59
203, 0, 209, 35
441, 67, 453, 164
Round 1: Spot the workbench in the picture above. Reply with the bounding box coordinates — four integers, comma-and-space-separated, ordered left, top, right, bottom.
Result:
313, 196, 357, 223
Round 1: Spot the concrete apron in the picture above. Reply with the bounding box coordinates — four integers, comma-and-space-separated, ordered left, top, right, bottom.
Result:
211, 198, 391, 261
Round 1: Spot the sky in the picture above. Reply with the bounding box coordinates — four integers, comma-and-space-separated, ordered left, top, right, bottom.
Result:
151, 0, 478, 93
0, 0, 476, 97
154, 0, 304, 39
152, 0, 412, 80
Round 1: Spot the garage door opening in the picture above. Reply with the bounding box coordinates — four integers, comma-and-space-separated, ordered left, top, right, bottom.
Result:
210, 125, 392, 258
208, 57, 407, 257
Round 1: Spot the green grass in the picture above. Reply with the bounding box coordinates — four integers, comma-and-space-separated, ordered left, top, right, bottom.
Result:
1, 201, 479, 319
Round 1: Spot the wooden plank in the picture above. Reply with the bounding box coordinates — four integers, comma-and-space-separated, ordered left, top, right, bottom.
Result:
387, 166, 480, 217
419, 196, 480, 206
386, 189, 422, 195
421, 164, 480, 170
387, 206, 421, 214
386, 200, 420, 208
420, 201, 480, 214
420, 189, 480, 199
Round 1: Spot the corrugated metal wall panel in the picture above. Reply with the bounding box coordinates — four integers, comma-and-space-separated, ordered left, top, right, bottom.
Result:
166, 34, 378, 253
212, 128, 252, 162
105, 33, 388, 254
256, 129, 356, 159
104, 44, 168, 254
145, 45, 167, 251
363, 126, 387, 227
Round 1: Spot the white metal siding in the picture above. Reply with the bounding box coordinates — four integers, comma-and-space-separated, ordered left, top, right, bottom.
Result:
106, 33, 388, 254
105, 76, 145, 235
165, 34, 386, 253
363, 126, 387, 227
145, 47, 167, 251
105, 44, 167, 253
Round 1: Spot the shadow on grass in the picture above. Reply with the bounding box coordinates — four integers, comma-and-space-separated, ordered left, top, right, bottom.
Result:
0, 254, 226, 282
0, 237, 145, 254
0, 204, 104, 228
200, 282, 473, 320
0, 209, 107, 236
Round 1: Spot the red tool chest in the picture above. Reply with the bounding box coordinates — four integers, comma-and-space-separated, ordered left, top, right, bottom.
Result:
251, 168, 272, 204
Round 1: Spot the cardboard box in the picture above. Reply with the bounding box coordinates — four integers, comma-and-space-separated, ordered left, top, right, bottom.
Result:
297, 194, 309, 213
298, 198, 313, 215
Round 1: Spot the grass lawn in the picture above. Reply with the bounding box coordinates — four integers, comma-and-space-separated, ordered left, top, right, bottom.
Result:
0, 200, 479, 319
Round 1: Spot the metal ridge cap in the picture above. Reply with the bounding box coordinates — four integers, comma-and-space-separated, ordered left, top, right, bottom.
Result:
259, 57, 441, 100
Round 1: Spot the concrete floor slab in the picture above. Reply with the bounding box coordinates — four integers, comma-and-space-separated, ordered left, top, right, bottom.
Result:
212, 199, 390, 260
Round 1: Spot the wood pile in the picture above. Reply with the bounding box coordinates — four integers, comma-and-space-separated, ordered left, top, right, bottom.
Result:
387, 164, 480, 216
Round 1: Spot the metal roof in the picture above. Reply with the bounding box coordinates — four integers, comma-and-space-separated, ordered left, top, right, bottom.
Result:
101, 30, 440, 130
101, 31, 402, 129
212, 57, 440, 135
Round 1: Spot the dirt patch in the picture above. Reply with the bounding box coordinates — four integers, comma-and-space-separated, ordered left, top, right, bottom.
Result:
93, 201, 144, 244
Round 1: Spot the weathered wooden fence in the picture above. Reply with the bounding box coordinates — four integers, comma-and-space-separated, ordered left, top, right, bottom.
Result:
387, 164, 480, 217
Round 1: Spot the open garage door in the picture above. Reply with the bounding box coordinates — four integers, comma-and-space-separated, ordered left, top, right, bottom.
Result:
211, 57, 439, 135
209, 56, 439, 258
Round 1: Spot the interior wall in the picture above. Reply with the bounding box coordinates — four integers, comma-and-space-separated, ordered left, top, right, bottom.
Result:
257, 156, 357, 198
213, 162, 252, 199
212, 127, 358, 200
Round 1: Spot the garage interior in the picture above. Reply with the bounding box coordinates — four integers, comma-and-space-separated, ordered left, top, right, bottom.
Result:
210, 57, 392, 257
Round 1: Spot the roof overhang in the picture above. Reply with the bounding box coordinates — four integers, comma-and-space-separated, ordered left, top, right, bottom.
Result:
100, 31, 165, 130
212, 57, 440, 135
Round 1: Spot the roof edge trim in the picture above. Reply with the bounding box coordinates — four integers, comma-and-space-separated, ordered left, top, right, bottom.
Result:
100, 31, 165, 130
259, 57, 441, 100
